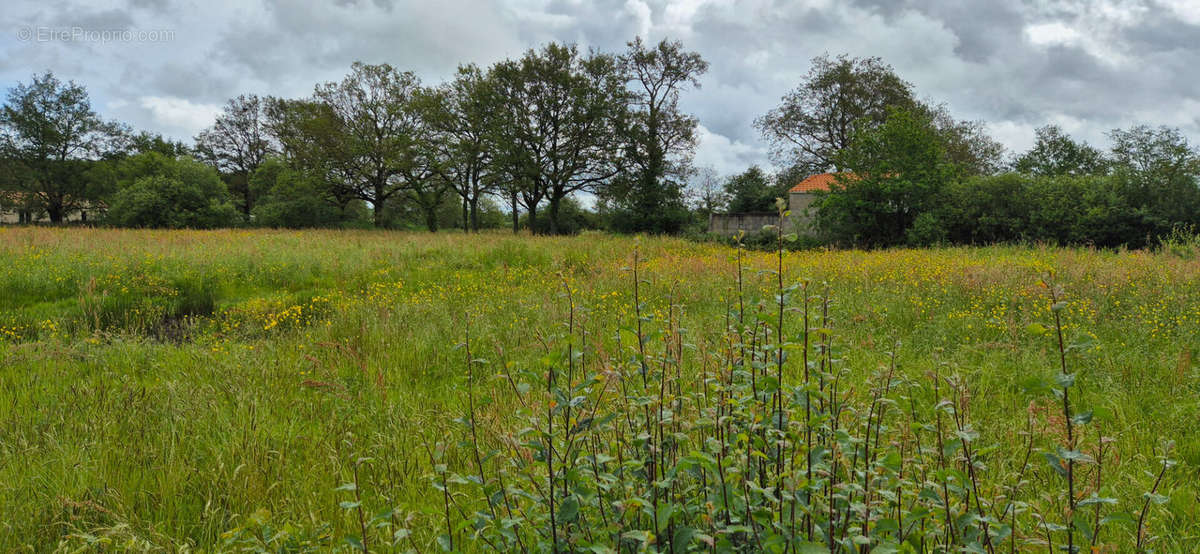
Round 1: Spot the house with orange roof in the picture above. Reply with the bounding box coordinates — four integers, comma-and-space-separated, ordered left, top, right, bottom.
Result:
708, 172, 853, 235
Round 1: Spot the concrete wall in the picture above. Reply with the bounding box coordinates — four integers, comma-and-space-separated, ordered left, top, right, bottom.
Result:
708, 212, 780, 235
708, 192, 819, 235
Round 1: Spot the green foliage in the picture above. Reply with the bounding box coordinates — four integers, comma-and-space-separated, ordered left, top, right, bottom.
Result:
250, 157, 361, 228
1014, 125, 1109, 176
756, 54, 916, 174
194, 94, 277, 218
487, 42, 629, 235
0, 71, 125, 222
606, 38, 708, 234
817, 108, 955, 247
521, 197, 600, 235
919, 172, 1189, 248
723, 166, 787, 213
105, 154, 238, 229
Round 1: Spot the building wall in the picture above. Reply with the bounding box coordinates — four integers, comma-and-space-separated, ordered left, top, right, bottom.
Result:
707, 192, 820, 235
787, 191, 819, 235
708, 212, 780, 235
0, 207, 93, 224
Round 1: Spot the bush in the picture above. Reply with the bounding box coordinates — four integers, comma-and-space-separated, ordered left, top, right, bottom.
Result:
250, 159, 350, 228
105, 155, 238, 229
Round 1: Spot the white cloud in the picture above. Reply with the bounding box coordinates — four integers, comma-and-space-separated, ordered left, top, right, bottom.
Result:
138, 96, 222, 134
694, 124, 768, 176
1162, 0, 1200, 24
625, 0, 652, 39
1026, 21, 1083, 47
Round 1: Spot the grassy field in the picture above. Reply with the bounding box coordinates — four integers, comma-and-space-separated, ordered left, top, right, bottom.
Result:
1, 227, 1198, 552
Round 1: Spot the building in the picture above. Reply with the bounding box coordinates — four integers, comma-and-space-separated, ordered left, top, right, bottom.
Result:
0, 192, 100, 224
708, 172, 848, 235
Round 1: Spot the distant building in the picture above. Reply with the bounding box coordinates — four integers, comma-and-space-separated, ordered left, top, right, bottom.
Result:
0, 192, 100, 224
708, 172, 850, 235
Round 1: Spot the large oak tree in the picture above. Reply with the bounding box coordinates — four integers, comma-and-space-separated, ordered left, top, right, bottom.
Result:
195, 94, 277, 218
488, 43, 628, 234
0, 72, 124, 222
755, 54, 916, 176
609, 37, 708, 233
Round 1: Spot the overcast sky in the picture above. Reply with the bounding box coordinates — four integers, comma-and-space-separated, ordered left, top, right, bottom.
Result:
3, 0, 1199, 177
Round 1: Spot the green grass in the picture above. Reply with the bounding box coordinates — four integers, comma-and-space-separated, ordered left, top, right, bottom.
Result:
0, 227, 1198, 551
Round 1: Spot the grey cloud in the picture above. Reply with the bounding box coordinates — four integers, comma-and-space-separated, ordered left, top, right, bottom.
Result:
3, 0, 1200, 178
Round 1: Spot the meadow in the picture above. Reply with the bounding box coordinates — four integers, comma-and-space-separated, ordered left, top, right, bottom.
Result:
1, 227, 1198, 552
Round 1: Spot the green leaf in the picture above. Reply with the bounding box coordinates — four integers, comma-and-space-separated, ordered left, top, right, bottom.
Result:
1026, 322, 1048, 336
672, 526, 697, 553
795, 542, 830, 554
1043, 452, 1068, 478
558, 495, 580, 523
1078, 495, 1118, 507
339, 501, 361, 510
1144, 492, 1169, 505
656, 502, 674, 531
1058, 448, 1095, 463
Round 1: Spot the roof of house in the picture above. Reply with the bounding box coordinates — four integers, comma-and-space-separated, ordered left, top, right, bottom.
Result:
789, 172, 858, 193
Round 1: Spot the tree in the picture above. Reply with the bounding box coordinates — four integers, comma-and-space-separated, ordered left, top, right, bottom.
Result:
426, 65, 498, 232
755, 54, 915, 175
195, 94, 277, 218
1014, 125, 1108, 176
487, 43, 628, 234
105, 153, 237, 228
127, 131, 191, 158
310, 63, 425, 227
921, 104, 1006, 176
0, 72, 124, 222
1108, 125, 1200, 231
609, 37, 708, 233
818, 107, 955, 246
250, 157, 353, 228
264, 97, 363, 218
686, 165, 726, 218
723, 166, 785, 213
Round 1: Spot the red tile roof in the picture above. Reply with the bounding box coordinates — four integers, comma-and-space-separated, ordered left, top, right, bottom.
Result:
789, 172, 858, 193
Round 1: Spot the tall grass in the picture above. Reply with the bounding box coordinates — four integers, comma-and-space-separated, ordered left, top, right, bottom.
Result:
0, 227, 1196, 551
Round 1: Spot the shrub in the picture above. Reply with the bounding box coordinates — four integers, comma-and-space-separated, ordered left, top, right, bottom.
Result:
250, 158, 349, 228
105, 154, 238, 229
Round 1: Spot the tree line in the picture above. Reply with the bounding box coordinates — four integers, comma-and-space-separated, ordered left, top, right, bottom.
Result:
3, 47, 1198, 248
736, 54, 1200, 249
0, 38, 712, 234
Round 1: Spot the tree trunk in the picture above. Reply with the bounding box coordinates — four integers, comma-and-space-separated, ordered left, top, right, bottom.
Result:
548, 196, 560, 235
47, 203, 64, 224
511, 194, 519, 233
425, 207, 439, 232
469, 198, 480, 232
528, 204, 538, 234
461, 196, 469, 232
373, 182, 386, 228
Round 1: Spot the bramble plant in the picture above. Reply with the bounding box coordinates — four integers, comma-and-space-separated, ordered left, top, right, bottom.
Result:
424, 202, 1177, 552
